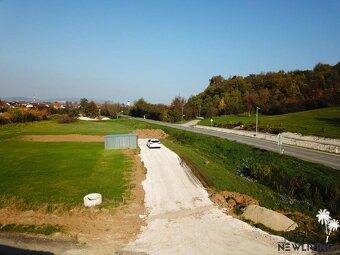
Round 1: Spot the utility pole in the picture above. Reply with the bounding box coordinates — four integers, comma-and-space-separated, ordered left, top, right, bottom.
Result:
255, 107, 260, 136
181, 103, 184, 122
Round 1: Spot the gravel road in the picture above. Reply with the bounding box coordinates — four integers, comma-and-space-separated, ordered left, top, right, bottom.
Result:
126, 139, 284, 255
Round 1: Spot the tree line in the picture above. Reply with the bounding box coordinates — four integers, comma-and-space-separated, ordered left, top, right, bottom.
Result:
0, 98, 124, 124
130, 62, 340, 121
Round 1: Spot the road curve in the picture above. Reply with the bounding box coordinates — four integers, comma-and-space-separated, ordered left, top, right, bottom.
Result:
124, 116, 340, 169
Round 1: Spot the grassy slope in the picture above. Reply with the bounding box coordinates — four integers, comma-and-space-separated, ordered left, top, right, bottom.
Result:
162, 139, 282, 209
161, 129, 340, 213
0, 119, 155, 210
199, 107, 340, 138
161, 129, 340, 243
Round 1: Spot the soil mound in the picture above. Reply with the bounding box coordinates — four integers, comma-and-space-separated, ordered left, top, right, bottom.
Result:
21, 135, 104, 142
134, 129, 168, 139
210, 191, 259, 209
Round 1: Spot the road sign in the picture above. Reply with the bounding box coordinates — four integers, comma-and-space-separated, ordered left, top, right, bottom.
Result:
277, 133, 283, 154
277, 133, 283, 145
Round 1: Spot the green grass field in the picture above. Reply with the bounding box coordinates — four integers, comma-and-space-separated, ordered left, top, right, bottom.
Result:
0, 119, 155, 210
0, 141, 132, 210
2, 118, 337, 213
1, 117, 339, 241
198, 107, 340, 138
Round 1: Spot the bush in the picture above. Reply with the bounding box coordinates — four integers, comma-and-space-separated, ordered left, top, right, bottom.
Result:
57, 116, 78, 124
0, 108, 49, 125
0, 113, 11, 124
236, 158, 340, 214
241, 123, 285, 134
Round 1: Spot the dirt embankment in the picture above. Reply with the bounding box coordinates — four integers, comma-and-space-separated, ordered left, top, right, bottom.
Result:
210, 191, 259, 210
134, 129, 168, 139
21, 129, 168, 142
21, 135, 104, 142
183, 157, 298, 234
0, 149, 145, 253
210, 191, 299, 232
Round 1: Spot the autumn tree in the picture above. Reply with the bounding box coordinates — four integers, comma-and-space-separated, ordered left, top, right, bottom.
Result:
130, 98, 150, 118
101, 102, 121, 118
84, 101, 98, 118
170, 96, 186, 121
193, 61, 340, 116
80, 98, 88, 112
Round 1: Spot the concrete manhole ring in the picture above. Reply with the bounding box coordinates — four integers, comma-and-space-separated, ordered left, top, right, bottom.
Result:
84, 193, 102, 207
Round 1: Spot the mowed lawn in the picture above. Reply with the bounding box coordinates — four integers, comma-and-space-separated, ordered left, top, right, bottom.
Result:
0, 141, 132, 210
199, 107, 340, 138
0, 119, 154, 210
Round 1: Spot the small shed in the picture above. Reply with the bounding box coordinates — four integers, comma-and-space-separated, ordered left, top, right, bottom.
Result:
104, 134, 138, 149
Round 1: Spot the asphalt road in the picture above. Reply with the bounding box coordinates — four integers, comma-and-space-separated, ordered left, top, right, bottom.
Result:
126, 116, 340, 170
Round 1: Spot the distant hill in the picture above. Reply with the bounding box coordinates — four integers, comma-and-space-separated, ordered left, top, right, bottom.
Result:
0, 97, 35, 102
0, 97, 108, 104
187, 62, 340, 117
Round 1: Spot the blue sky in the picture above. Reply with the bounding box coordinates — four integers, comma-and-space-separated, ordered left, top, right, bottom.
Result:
0, 0, 339, 103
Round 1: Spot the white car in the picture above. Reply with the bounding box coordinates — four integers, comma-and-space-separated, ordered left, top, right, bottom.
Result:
147, 139, 161, 148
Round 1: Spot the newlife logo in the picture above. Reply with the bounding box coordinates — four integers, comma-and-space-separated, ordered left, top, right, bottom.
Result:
278, 242, 331, 252
278, 209, 339, 252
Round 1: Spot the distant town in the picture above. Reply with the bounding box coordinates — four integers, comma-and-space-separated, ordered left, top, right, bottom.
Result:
0, 97, 133, 124
1, 99, 89, 111
0, 98, 132, 111
1, 100, 73, 110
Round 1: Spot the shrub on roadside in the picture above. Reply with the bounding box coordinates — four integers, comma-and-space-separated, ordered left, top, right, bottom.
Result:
236, 157, 340, 214
242, 123, 285, 134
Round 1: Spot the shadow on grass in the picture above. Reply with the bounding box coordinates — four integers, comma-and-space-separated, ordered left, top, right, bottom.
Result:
316, 118, 340, 128
0, 244, 54, 255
